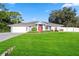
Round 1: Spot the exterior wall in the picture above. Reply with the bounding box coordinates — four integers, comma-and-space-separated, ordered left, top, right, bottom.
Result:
47, 26, 51, 31
27, 26, 32, 32
66, 27, 74, 32
57, 27, 73, 32
74, 28, 79, 32
11, 25, 79, 33
11, 27, 28, 33
51, 27, 56, 31
42, 24, 46, 31
51, 27, 79, 32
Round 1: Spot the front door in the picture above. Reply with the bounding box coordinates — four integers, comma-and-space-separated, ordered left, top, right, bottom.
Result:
38, 24, 42, 32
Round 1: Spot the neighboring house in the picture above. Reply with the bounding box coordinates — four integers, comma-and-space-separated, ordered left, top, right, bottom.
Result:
9, 21, 63, 33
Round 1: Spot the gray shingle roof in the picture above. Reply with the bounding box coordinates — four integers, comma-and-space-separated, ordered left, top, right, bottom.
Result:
48, 23, 64, 27
8, 21, 38, 27
8, 21, 64, 27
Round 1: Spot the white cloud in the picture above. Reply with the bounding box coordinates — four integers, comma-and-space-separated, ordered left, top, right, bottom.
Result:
45, 10, 51, 13
62, 3, 79, 8
62, 3, 72, 7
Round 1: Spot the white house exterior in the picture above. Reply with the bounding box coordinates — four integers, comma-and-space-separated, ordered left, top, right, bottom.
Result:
10, 26, 33, 33
54, 27, 79, 32
11, 27, 27, 33
9, 21, 36, 33
9, 21, 79, 33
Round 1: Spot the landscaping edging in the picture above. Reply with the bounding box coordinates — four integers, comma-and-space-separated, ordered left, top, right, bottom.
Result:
0, 46, 16, 56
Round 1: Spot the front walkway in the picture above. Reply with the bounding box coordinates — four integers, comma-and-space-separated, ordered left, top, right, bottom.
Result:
0, 32, 21, 42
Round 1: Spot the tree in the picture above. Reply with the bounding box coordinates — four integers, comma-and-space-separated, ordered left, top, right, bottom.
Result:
7, 11, 23, 24
0, 3, 23, 24
49, 7, 77, 27
0, 3, 23, 32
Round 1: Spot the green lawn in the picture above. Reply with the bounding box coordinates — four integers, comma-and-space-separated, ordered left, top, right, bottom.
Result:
0, 32, 79, 56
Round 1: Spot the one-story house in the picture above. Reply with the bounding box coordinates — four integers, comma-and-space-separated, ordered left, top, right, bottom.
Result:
9, 21, 79, 33
9, 21, 63, 33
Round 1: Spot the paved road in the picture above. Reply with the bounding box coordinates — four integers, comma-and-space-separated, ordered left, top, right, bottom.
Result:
0, 32, 21, 42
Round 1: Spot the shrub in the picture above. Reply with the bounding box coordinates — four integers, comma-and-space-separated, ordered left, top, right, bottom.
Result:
0, 23, 10, 32
32, 27, 37, 31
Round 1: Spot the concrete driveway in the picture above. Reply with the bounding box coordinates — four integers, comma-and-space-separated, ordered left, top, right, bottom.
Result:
0, 32, 22, 42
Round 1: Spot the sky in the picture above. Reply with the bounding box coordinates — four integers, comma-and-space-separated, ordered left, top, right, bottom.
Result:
5, 3, 79, 22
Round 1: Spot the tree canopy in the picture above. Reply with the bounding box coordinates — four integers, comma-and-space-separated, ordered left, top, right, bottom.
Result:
49, 7, 79, 27
0, 3, 23, 24
0, 3, 23, 32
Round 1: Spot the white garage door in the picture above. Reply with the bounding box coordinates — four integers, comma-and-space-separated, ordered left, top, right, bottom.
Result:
11, 27, 27, 33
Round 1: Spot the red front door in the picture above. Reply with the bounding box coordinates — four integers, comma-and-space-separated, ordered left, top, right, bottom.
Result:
38, 24, 42, 32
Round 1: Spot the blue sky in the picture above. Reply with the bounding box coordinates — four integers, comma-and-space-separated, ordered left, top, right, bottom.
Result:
5, 3, 79, 22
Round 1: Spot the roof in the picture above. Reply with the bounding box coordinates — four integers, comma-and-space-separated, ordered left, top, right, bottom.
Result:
35, 21, 63, 27
35, 21, 48, 24
8, 21, 38, 27
48, 23, 64, 27
8, 21, 64, 27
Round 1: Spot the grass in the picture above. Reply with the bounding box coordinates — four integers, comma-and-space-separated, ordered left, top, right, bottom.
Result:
0, 32, 79, 56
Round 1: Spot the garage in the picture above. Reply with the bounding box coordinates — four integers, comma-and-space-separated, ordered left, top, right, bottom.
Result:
11, 27, 27, 33
8, 22, 35, 33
